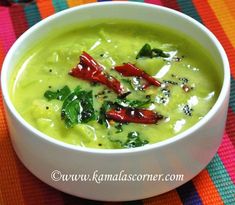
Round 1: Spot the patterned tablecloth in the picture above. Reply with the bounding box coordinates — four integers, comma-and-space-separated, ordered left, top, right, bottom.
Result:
0, 0, 234, 204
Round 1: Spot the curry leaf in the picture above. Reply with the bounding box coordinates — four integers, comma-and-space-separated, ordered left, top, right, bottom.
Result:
44, 85, 71, 101
152, 48, 170, 58
115, 123, 123, 133
61, 86, 95, 127
109, 132, 149, 148
124, 132, 148, 148
98, 101, 114, 127
136, 43, 170, 59
136, 43, 152, 59
115, 98, 151, 108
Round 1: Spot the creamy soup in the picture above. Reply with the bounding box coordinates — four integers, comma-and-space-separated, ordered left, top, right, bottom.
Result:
10, 20, 221, 149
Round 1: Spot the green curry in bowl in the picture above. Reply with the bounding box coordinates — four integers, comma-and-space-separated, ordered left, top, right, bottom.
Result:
10, 20, 220, 149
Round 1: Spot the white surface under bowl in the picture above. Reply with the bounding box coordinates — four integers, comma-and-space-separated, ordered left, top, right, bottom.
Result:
1, 2, 230, 201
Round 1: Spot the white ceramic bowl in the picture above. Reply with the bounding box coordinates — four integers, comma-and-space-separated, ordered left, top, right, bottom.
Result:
1, 2, 230, 201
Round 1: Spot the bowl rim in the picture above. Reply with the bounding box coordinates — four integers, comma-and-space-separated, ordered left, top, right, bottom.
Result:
1, 1, 230, 154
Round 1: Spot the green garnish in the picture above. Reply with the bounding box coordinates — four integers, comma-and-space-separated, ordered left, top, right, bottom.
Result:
121, 78, 144, 91
123, 132, 148, 148
44, 85, 71, 101
121, 79, 133, 90
98, 101, 113, 127
44, 86, 95, 127
136, 43, 152, 59
136, 43, 170, 59
115, 123, 123, 133
61, 86, 95, 127
152, 48, 170, 58
115, 98, 151, 108
109, 132, 148, 148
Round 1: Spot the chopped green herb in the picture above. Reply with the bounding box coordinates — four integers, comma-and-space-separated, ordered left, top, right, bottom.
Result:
115, 123, 123, 133
123, 132, 148, 148
98, 101, 113, 127
121, 79, 132, 84
109, 132, 148, 148
152, 48, 170, 58
61, 86, 95, 127
44, 86, 95, 127
44, 85, 71, 101
136, 43, 152, 59
122, 78, 146, 91
136, 43, 170, 59
115, 98, 151, 108
108, 137, 123, 148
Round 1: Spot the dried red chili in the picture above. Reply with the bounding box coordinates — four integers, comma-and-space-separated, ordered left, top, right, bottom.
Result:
69, 52, 124, 95
115, 63, 161, 87
106, 107, 163, 124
